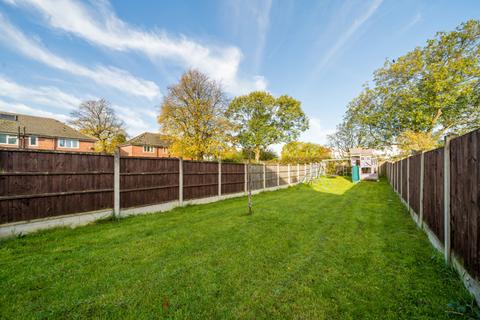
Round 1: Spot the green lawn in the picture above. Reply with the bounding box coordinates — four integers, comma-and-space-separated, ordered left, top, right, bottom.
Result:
0, 177, 475, 319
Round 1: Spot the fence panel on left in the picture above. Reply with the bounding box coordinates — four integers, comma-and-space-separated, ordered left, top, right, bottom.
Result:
0, 149, 114, 224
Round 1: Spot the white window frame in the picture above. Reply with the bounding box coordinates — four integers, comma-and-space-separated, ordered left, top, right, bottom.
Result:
0, 133, 19, 146
29, 136, 38, 146
58, 138, 79, 149
143, 145, 155, 153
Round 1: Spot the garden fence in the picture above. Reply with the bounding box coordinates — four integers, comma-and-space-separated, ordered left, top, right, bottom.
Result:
381, 127, 480, 301
0, 149, 321, 227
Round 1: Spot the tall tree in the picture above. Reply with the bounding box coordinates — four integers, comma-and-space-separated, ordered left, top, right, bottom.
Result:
158, 69, 232, 160
339, 19, 480, 152
226, 91, 309, 162
327, 116, 369, 158
69, 99, 126, 153
281, 141, 330, 163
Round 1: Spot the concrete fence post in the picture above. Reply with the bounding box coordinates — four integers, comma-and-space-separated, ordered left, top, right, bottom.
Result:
288, 164, 291, 184
179, 157, 183, 205
407, 157, 410, 212
277, 163, 280, 186
113, 149, 120, 218
218, 159, 222, 197
419, 152, 425, 228
444, 137, 452, 264
297, 163, 300, 183
263, 163, 266, 189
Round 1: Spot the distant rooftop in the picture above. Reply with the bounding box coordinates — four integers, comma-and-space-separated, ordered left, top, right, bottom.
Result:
349, 148, 377, 156
0, 111, 96, 141
123, 132, 171, 147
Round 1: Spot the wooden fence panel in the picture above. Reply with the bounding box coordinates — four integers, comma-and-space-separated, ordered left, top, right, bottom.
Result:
401, 158, 408, 201
265, 165, 278, 188
279, 165, 289, 185
0, 149, 113, 223
408, 154, 422, 214
393, 162, 397, 191
450, 129, 480, 279
299, 165, 306, 181
422, 148, 444, 243
249, 164, 264, 190
183, 161, 218, 200
120, 157, 179, 208
291, 165, 299, 184
221, 163, 244, 195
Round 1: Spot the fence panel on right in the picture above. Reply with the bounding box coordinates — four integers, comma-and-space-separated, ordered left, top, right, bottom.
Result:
183, 160, 218, 200
450, 129, 480, 279
249, 164, 264, 190
422, 148, 444, 243
221, 163, 245, 195
120, 157, 179, 209
265, 165, 278, 188
279, 165, 289, 185
408, 154, 422, 214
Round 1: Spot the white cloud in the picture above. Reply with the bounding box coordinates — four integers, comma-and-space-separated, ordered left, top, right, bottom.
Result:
6, 0, 266, 95
0, 75, 82, 109
0, 13, 161, 99
114, 104, 158, 137
299, 117, 335, 145
312, 0, 383, 77
0, 98, 70, 122
270, 117, 335, 156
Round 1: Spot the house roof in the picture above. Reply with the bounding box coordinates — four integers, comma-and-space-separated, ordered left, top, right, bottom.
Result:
0, 111, 96, 141
349, 148, 376, 156
123, 132, 171, 147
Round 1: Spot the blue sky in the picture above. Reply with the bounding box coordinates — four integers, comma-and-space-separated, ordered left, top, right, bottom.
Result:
0, 0, 479, 152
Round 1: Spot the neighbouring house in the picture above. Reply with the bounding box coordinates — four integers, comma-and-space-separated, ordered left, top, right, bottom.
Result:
120, 132, 171, 158
0, 111, 96, 152
349, 148, 379, 181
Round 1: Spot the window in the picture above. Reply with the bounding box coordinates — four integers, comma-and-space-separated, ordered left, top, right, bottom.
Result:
0, 134, 18, 145
58, 138, 79, 149
143, 145, 154, 153
29, 136, 38, 146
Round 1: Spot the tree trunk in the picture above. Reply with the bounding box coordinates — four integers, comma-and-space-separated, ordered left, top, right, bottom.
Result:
254, 148, 261, 163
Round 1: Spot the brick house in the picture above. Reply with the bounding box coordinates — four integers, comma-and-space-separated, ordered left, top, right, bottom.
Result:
120, 132, 171, 157
0, 111, 96, 152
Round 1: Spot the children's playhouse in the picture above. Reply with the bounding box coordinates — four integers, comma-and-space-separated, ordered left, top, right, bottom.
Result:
349, 148, 379, 181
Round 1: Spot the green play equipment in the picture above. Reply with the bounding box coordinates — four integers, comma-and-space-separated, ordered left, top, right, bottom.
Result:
351, 165, 360, 183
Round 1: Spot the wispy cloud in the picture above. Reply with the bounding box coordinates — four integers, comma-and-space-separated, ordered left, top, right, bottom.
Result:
0, 98, 70, 122
400, 12, 422, 33
0, 75, 82, 110
5, 0, 266, 94
312, 0, 383, 77
227, 0, 272, 71
0, 13, 161, 100
0, 76, 158, 137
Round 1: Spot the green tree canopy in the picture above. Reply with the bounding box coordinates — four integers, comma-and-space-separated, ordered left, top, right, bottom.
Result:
281, 141, 331, 163
332, 19, 480, 154
226, 91, 309, 162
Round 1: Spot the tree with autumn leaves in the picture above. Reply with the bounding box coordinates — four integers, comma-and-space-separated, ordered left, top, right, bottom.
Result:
158, 70, 309, 162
